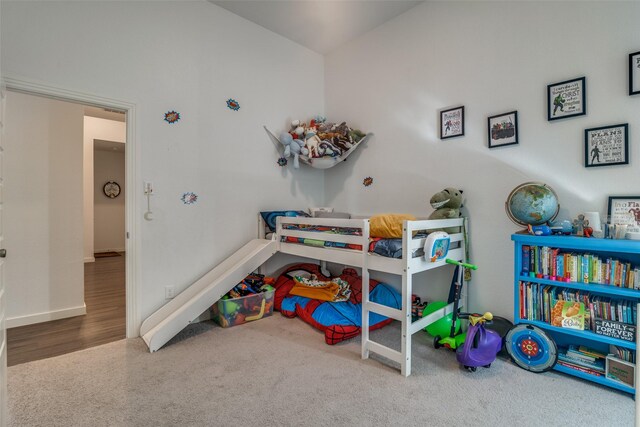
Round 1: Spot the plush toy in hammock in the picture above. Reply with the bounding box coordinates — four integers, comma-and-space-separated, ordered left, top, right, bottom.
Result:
273, 263, 402, 345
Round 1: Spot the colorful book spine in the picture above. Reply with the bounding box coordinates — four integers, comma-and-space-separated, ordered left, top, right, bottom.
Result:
556, 255, 565, 281
521, 245, 530, 275
557, 361, 603, 376
582, 255, 590, 283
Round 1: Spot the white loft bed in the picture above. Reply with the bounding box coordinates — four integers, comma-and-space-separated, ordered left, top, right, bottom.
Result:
261, 214, 467, 376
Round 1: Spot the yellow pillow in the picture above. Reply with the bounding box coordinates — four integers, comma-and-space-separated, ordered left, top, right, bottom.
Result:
369, 214, 416, 238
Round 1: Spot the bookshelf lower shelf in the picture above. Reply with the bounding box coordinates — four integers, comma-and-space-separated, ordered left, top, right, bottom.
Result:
553, 363, 634, 394
518, 319, 636, 350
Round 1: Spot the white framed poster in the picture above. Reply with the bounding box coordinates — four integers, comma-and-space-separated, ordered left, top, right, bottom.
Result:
547, 77, 586, 121
584, 123, 628, 168
440, 106, 464, 139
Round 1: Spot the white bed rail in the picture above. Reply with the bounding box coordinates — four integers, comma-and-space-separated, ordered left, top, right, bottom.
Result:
264, 213, 467, 377
276, 216, 370, 269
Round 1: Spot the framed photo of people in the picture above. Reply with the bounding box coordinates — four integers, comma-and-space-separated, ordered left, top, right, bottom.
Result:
440, 106, 464, 139
547, 76, 586, 121
584, 123, 628, 168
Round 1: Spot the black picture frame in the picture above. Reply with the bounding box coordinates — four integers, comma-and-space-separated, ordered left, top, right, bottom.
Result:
584, 123, 628, 168
440, 106, 464, 139
547, 76, 586, 121
607, 196, 640, 230
630, 51, 640, 96
487, 110, 518, 148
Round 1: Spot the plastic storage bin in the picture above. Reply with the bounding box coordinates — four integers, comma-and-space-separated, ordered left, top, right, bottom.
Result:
211, 290, 275, 328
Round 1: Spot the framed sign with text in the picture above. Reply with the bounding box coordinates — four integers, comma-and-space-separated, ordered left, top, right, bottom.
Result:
584, 123, 628, 168
548, 76, 586, 121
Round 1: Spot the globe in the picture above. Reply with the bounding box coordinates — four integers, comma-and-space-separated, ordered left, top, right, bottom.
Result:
506, 182, 560, 227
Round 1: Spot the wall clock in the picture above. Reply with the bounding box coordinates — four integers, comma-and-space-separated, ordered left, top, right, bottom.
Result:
103, 181, 121, 198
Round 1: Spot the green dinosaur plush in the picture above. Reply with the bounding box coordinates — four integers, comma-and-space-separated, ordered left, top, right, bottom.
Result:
428, 188, 464, 233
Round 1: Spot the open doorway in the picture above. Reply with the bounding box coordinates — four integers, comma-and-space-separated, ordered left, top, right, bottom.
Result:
4, 90, 130, 366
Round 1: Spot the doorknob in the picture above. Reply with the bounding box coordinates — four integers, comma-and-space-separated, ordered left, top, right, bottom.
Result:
0, 249, 6, 258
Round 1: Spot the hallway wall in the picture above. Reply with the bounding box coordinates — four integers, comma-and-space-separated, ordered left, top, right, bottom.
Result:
4, 91, 85, 327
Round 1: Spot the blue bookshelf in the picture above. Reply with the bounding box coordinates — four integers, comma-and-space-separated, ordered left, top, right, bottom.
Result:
512, 233, 640, 394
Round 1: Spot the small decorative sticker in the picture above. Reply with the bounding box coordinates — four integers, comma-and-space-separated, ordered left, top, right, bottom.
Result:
164, 110, 181, 124
226, 99, 240, 111
363, 177, 373, 187
181, 192, 198, 205
277, 157, 288, 167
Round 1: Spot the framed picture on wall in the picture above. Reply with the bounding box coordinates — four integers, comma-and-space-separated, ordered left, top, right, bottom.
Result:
584, 123, 628, 168
630, 50, 640, 95
607, 196, 640, 231
547, 76, 586, 121
487, 111, 518, 148
440, 106, 464, 139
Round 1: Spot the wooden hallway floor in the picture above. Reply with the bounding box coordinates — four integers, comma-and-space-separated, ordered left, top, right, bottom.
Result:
7, 253, 126, 366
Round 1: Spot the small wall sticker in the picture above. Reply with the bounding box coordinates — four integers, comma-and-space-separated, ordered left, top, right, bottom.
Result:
277, 157, 288, 167
363, 177, 373, 187
226, 99, 240, 111
164, 110, 181, 124
181, 192, 198, 205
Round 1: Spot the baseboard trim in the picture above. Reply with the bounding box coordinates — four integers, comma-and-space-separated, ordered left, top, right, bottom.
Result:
84, 256, 96, 263
7, 304, 87, 328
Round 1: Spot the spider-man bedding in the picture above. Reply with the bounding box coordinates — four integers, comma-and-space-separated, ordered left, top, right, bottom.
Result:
273, 263, 401, 345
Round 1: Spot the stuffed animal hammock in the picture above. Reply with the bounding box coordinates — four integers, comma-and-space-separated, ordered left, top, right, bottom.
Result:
264, 126, 371, 169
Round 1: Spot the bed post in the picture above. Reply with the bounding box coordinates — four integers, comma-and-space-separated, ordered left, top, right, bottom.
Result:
400, 220, 412, 377
258, 214, 266, 275
462, 217, 469, 317
361, 219, 371, 360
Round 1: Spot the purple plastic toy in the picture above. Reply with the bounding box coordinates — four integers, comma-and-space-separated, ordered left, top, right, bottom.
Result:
455, 313, 503, 372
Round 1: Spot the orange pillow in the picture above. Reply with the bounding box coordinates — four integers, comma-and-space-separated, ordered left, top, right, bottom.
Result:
369, 214, 416, 238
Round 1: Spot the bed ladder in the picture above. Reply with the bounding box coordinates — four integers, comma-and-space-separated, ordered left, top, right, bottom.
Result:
361, 219, 466, 376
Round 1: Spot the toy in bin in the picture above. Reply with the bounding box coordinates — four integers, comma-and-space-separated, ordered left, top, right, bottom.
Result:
211, 273, 275, 328
424, 231, 450, 262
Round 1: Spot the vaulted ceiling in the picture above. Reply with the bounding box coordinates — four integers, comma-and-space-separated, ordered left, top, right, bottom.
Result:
209, 1, 424, 54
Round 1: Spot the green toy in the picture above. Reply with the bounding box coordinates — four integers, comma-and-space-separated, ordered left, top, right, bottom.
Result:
428, 187, 464, 233
423, 301, 460, 338
425, 259, 478, 350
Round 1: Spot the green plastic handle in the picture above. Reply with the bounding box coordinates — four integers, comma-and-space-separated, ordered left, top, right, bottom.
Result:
445, 258, 478, 270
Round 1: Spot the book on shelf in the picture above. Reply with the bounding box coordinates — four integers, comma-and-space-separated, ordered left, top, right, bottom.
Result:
522, 245, 530, 275
558, 351, 605, 372
551, 301, 586, 330
565, 345, 601, 363
557, 360, 604, 376
610, 345, 635, 363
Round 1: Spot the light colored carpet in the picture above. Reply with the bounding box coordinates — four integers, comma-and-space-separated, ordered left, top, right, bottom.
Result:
8, 315, 634, 426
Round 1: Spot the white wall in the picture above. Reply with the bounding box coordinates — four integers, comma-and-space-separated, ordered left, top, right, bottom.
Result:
94, 149, 126, 253
4, 91, 86, 327
83, 116, 126, 260
1, 1, 325, 329
325, 1, 640, 319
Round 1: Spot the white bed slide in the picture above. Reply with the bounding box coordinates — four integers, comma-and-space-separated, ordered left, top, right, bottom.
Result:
140, 239, 278, 352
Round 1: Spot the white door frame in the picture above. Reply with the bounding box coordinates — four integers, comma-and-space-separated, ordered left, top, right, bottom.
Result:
2, 76, 140, 338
